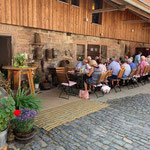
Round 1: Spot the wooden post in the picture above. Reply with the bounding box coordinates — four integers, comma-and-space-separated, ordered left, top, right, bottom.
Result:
28, 69, 35, 94
18, 71, 22, 90
7, 70, 12, 84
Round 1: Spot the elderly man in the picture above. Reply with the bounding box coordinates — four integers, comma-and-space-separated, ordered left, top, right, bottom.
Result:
128, 58, 137, 70
76, 59, 88, 70
108, 57, 121, 79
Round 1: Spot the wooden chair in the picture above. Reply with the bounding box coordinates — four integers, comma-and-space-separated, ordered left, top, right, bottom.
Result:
57, 72, 77, 99
105, 70, 113, 85
110, 69, 125, 93
66, 67, 76, 81
141, 65, 150, 84
106, 70, 113, 78
91, 72, 108, 98
121, 69, 136, 89
133, 66, 141, 86
56, 67, 65, 73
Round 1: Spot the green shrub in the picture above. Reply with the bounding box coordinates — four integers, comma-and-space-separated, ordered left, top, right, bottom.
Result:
0, 97, 15, 132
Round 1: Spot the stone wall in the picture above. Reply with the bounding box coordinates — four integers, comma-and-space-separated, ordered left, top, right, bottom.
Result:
0, 23, 146, 72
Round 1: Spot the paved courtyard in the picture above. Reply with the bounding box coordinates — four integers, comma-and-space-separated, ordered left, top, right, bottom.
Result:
9, 93, 150, 150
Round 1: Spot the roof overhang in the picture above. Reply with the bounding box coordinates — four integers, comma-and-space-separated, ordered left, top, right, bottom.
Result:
92, 0, 150, 23
110, 0, 150, 21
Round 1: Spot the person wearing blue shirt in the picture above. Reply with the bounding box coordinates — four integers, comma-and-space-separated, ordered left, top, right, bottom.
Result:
128, 58, 137, 69
134, 51, 142, 66
76, 59, 90, 71
76, 61, 83, 70
108, 57, 121, 79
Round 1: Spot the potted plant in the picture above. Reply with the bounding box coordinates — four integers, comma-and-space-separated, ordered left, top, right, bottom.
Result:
10, 89, 42, 143
10, 89, 42, 111
0, 96, 15, 149
13, 108, 37, 143
34, 74, 40, 89
14, 53, 28, 67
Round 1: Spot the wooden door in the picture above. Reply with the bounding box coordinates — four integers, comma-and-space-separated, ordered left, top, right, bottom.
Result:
87, 45, 100, 59
0, 36, 12, 69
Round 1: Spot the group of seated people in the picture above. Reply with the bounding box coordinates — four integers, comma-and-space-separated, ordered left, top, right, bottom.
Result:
76, 51, 150, 91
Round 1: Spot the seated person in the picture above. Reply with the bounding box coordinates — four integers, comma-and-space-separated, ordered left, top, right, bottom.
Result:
119, 57, 123, 65
87, 56, 92, 64
108, 57, 121, 79
95, 56, 99, 61
125, 55, 129, 61
128, 58, 137, 70
121, 59, 131, 78
96, 59, 107, 74
146, 56, 150, 65
84, 60, 101, 91
140, 56, 148, 76
76, 59, 88, 70
147, 57, 150, 65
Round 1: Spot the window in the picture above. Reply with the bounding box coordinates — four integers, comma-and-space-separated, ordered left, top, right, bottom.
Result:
92, 0, 103, 24
72, 0, 79, 6
77, 44, 85, 60
87, 45, 100, 59
57, 0, 68, 3
101, 45, 107, 59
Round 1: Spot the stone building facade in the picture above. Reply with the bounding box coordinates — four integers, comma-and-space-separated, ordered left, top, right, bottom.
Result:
0, 24, 144, 70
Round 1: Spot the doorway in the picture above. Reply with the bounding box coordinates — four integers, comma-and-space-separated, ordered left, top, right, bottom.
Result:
135, 47, 150, 57
0, 36, 12, 71
87, 44, 100, 59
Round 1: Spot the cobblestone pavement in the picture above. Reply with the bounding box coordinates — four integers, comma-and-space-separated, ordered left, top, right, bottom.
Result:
9, 94, 150, 150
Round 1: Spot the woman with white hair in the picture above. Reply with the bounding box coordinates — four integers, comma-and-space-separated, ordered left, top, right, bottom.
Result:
140, 56, 148, 76
127, 58, 136, 70
84, 60, 101, 91
87, 56, 92, 64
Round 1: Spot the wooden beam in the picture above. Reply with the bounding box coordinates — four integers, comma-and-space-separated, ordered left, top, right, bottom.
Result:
103, 0, 120, 8
127, 6, 150, 19
123, 20, 147, 24
110, 0, 150, 19
111, 0, 123, 5
143, 27, 150, 29
91, 6, 126, 13
129, 11, 150, 23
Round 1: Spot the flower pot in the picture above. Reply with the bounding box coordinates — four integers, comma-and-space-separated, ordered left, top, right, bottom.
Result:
35, 83, 39, 89
14, 128, 36, 144
0, 128, 8, 149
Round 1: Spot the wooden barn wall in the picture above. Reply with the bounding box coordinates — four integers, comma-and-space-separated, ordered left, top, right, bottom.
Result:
0, 0, 150, 43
